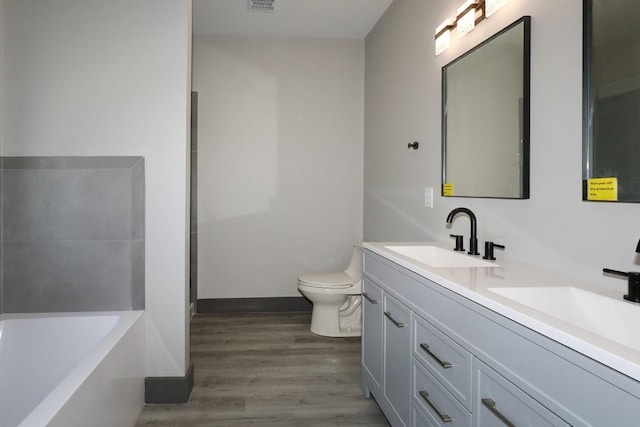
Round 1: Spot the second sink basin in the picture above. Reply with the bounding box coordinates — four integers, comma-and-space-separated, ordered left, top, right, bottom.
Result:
489, 286, 640, 353
384, 245, 498, 268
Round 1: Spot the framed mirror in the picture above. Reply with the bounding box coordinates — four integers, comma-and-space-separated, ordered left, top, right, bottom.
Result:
442, 16, 531, 199
583, 0, 640, 203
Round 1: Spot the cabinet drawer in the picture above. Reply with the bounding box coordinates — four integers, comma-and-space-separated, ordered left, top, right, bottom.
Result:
474, 360, 569, 427
413, 360, 471, 427
412, 403, 437, 427
413, 314, 472, 410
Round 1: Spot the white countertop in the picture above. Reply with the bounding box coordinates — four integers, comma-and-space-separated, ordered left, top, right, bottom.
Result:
363, 241, 640, 382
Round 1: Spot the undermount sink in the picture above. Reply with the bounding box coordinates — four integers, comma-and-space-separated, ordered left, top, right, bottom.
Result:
489, 286, 640, 352
384, 245, 499, 268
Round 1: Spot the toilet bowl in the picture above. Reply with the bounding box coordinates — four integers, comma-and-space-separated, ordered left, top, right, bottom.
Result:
297, 245, 362, 337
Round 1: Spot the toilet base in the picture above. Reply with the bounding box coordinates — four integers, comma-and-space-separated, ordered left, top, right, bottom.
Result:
310, 327, 362, 338
309, 296, 362, 338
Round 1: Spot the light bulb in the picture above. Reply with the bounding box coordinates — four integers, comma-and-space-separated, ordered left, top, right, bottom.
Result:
457, 1, 477, 38
485, 0, 507, 17
435, 19, 452, 55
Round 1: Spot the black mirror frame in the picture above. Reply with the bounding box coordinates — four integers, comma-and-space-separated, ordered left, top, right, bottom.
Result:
441, 16, 531, 200
582, 0, 593, 201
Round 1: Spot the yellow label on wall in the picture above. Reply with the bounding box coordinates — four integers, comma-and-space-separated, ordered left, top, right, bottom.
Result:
443, 182, 454, 197
587, 177, 618, 201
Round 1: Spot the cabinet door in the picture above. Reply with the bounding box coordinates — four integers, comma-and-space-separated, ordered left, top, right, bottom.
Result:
384, 293, 412, 426
362, 279, 383, 390
474, 360, 569, 427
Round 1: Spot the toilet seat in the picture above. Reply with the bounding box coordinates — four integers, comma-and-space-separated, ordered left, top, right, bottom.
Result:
298, 272, 356, 289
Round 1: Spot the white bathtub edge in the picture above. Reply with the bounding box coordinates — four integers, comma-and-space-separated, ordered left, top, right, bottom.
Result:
18, 311, 146, 427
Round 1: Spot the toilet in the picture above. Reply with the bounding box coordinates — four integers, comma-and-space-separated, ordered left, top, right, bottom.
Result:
297, 245, 362, 337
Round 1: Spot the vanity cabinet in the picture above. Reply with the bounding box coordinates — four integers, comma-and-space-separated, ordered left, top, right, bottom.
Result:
362, 249, 640, 427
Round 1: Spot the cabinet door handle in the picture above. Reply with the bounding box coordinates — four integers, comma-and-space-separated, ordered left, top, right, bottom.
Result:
383, 311, 405, 328
420, 343, 452, 369
419, 390, 452, 423
482, 398, 516, 427
362, 292, 379, 304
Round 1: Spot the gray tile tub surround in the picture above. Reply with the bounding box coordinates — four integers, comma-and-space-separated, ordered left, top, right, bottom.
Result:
3, 240, 143, 312
2, 157, 144, 241
1, 156, 145, 313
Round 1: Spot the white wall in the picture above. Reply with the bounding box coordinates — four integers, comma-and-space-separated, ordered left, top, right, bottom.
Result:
365, 0, 640, 290
2, 0, 192, 376
193, 36, 364, 299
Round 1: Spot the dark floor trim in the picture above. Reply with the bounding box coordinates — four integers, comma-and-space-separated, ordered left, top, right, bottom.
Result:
197, 296, 312, 313
145, 363, 194, 404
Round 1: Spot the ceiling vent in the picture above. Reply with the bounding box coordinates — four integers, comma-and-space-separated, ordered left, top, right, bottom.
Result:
249, 0, 275, 13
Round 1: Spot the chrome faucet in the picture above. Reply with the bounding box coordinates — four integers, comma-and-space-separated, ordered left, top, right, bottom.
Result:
446, 207, 479, 255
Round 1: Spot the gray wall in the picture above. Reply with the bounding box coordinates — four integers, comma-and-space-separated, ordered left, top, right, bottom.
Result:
1, 156, 144, 313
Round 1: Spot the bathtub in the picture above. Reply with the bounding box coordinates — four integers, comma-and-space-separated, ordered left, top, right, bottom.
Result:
0, 311, 145, 427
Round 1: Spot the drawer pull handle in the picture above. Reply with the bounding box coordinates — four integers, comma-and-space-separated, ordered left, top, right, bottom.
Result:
362, 292, 379, 304
419, 390, 452, 423
420, 343, 453, 369
482, 398, 516, 427
384, 311, 405, 328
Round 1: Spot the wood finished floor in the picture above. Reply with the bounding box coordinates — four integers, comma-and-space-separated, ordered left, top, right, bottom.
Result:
135, 312, 389, 426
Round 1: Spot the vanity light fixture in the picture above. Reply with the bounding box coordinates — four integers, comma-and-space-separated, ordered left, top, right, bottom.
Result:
485, 0, 507, 17
457, 0, 479, 38
434, 0, 508, 55
435, 19, 453, 55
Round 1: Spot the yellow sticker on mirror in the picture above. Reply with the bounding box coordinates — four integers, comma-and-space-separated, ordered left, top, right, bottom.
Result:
587, 177, 618, 201
443, 182, 454, 197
